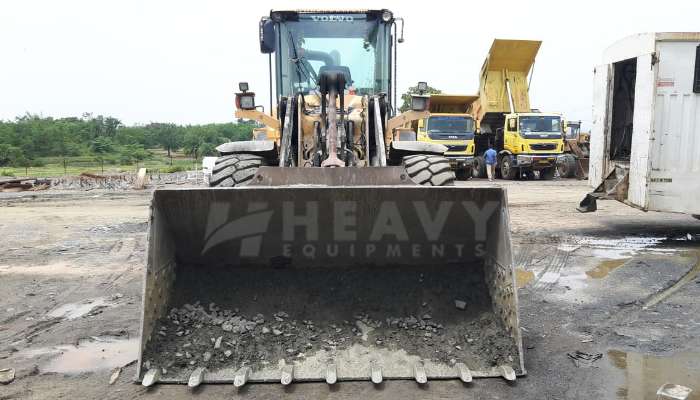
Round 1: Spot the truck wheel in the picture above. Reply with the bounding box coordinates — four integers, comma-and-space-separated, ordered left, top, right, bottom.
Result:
209, 154, 267, 187
540, 166, 556, 180
499, 155, 517, 180
402, 155, 455, 186
455, 166, 472, 181
557, 154, 577, 178
693, 215, 700, 221
472, 156, 486, 178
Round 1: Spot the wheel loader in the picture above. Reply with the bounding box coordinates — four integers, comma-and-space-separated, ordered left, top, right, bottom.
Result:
138, 9, 524, 388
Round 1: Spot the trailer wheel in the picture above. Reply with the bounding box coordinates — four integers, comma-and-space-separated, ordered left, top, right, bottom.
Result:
209, 154, 267, 187
499, 155, 518, 180
557, 154, 577, 178
403, 155, 455, 186
472, 156, 486, 178
540, 166, 556, 180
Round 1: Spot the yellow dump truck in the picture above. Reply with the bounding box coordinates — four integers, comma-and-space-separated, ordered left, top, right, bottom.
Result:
470, 39, 564, 180
395, 95, 477, 179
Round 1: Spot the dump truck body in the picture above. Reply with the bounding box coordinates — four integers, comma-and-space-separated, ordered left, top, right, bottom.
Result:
471, 39, 564, 179
138, 9, 525, 387
579, 32, 700, 215
396, 95, 478, 178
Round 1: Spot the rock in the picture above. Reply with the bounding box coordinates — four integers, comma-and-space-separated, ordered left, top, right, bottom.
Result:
262, 327, 271, 334
422, 314, 432, 320
203, 352, 212, 362
214, 336, 222, 349
273, 328, 283, 336
0, 368, 16, 385
221, 322, 233, 332
455, 345, 462, 350
224, 350, 232, 357
455, 299, 467, 310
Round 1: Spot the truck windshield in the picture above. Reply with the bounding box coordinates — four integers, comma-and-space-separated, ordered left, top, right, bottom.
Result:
277, 13, 391, 98
427, 116, 475, 140
519, 116, 562, 137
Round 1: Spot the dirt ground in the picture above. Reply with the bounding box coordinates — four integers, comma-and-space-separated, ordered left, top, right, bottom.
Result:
1, 179, 699, 399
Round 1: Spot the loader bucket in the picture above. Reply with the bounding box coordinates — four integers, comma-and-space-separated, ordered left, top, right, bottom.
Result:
138, 168, 524, 385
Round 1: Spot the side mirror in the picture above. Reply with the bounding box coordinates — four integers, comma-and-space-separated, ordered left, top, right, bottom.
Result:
508, 118, 516, 130
259, 19, 276, 54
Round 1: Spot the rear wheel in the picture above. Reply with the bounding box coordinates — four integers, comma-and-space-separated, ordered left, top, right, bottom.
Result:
209, 154, 267, 187
557, 154, 577, 178
540, 166, 556, 180
499, 155, 517, 180
693, 215, 700, 221
402, 155, 455, 186
472, 156, 486, 178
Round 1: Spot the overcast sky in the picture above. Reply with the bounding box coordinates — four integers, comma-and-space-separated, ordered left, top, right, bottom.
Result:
2, 0, 699, 129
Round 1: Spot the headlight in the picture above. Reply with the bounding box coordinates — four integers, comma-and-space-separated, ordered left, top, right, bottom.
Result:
237, 93, 256, 110
381, 10, 393, 22
411, 95, 429, 112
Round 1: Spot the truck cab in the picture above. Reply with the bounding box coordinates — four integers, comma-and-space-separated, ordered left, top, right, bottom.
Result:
498, 112, 564, 179
416, 113, 475, 178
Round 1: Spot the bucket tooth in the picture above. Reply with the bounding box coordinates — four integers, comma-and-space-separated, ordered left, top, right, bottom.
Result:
280, 365, 294, 386
142, 368, 161, 387
413, 362, 427, 384
499, 365, 516, 381
370, 361, 383, 384
325, 362, 337, 385
187, 367, 206, 388
233, 367, 251, 388
455, 363, 472, 383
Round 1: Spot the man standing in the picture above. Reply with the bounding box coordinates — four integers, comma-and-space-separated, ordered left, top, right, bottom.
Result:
484, 144, 497, 181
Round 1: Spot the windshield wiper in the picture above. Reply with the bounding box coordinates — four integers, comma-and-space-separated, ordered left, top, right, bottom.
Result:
287, 32, 318, 92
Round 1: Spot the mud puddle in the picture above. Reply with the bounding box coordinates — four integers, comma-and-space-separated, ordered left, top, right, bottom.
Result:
586, 259, 630, 279
516, 269, 535, 288
22, 337, 139, 374
608, 349, 699, 399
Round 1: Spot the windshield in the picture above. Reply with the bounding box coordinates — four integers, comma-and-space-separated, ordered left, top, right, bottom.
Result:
427, 116, 475, 140
519, 116, 562, 136
276, 13, 391, 98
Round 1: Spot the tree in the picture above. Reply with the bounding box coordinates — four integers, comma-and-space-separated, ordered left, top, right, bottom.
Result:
182, 130, 203, 158
399, 84, 442, 112
148, 123, 182, 160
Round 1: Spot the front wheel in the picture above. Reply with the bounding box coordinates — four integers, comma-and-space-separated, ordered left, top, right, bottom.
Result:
499, 155, 518, 180
557, 154, 577, 178
540, 166, 556, 180
455, 166, 472, 181
209, 154, 267, 187
402, 154, 456, 186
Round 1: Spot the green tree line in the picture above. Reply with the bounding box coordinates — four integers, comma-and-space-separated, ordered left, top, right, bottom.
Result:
0, 113, 258, 167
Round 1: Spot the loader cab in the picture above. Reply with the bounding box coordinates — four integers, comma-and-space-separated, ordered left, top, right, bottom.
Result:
261, 10, 395, 109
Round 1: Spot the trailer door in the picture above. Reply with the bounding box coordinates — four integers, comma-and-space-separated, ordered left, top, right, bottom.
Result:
589, 64, 612, 187
626, 54, 657, 209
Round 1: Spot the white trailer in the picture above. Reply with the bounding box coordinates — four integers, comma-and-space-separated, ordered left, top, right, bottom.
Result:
579, 32, 700, 219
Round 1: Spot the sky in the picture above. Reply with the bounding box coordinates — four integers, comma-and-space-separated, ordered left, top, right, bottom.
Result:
2, 0, 699, 129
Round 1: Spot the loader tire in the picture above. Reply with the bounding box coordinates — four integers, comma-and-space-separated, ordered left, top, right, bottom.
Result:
472, 156, 486, 178
209, 154, 266, 187
557, 154, 577, 178
402, 155, 455, 186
